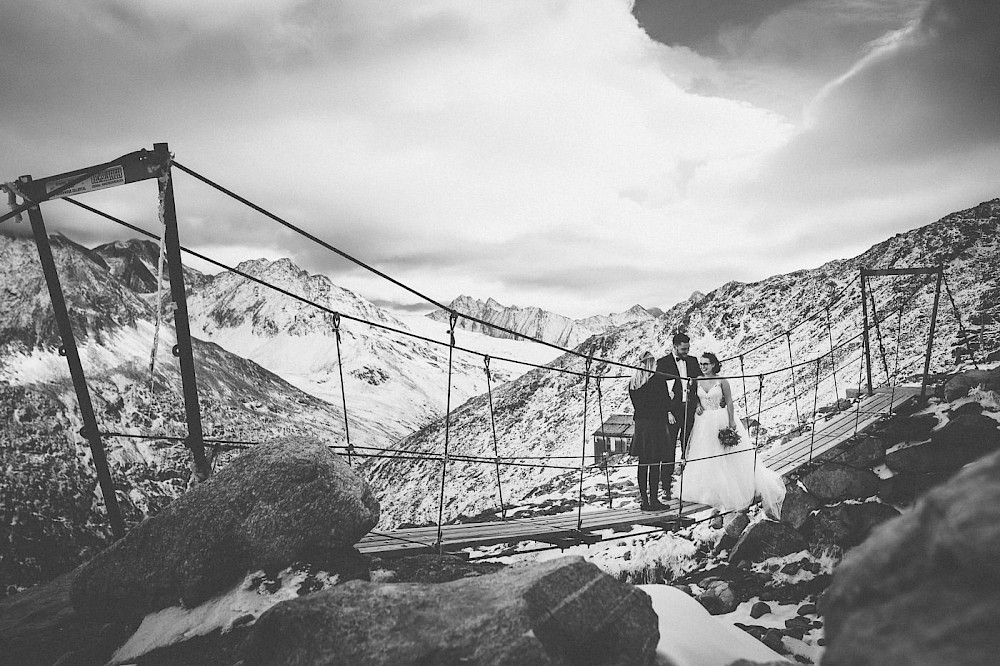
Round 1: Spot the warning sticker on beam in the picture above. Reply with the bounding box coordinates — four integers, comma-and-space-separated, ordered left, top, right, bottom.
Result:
45, 165, 126, 198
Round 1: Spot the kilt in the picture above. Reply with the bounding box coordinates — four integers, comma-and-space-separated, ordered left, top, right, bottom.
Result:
630, 418, 669, 462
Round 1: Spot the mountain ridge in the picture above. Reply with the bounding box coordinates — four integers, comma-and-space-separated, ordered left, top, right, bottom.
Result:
427, 294, 657, 348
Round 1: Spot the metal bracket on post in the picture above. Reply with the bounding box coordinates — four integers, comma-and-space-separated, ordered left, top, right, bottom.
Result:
22, 186, 126, 539
152, 143, 211, 482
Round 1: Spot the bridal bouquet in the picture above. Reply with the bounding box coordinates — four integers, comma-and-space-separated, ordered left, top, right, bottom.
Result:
718, 425, 741, 449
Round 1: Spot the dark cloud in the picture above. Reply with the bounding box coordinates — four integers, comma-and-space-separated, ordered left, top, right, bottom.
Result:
369, 298, 434, 314
632, 0, 804, 53
631, 1, 930, 121
748, 0, 1000, 213
803, 0, 1000, 157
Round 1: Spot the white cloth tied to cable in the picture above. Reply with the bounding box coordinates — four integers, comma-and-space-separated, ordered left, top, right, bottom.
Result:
2, 181, 27, 223
148, 170, 170, 378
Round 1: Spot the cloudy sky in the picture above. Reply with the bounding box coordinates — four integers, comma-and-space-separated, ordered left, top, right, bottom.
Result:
2, 0, 998, 318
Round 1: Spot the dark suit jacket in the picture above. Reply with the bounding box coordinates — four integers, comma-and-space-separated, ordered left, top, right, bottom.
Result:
655, 354, 702, 418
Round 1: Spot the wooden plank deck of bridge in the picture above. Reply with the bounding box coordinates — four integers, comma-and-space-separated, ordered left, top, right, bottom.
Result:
357, 386, 922, 557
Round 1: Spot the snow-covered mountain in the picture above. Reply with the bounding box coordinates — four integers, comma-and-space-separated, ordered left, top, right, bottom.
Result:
184, 259, 545, 444
0, 235, 362, 448
428, 295, 657, 347
92, 239, 208, 295
368, 199, 1000, 527
0, 232, 560, 589
0, 234, 383, 588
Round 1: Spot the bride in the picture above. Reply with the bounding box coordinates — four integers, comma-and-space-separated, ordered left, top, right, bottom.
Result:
680, 352, 785, 519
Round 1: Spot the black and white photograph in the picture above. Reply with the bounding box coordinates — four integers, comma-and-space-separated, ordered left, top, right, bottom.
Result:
2, 1, 999, 664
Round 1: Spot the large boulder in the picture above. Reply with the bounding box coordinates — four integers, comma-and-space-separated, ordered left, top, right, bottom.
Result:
242, 556, 659, 666
696, 579, 740, 615
730, 520, 807, 565
779, 481, 820, 531
822, 448, 1000, 665
71, 438, 378, 624
822, 435, 885, 467
800, 463, 880, 502
885, 413, 1000, 474
877, 470, 952, 505
805, 502, 900, 552
943, 368, 1000, 401
876, 413, 937, 446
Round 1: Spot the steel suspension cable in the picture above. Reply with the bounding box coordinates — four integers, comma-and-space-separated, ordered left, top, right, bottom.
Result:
171, 161, 637, 370
483, 356, 506, 521
435, 313, 459, 554
62, 194, 887, 390
60, 196, 600, 379
173, 161, 866, 384
64, 179, 938, 391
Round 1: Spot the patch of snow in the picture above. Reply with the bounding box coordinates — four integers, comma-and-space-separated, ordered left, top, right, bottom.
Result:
109, 567, 335, 664
638, 584, 790, 665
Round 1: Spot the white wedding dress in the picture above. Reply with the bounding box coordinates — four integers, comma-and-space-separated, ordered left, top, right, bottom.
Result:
680, 383, 785, 518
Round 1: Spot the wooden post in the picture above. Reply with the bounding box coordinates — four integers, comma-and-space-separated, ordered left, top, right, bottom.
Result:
25, 190, 126, 538
152, 143, 211, 481
860, 270, 873, 396
921, 267, 944, 400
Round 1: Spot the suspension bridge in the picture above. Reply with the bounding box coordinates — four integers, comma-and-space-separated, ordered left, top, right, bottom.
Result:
1, 144, 973, 558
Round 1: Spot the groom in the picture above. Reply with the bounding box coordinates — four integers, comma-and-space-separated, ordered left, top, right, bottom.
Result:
656, 332, 702, 499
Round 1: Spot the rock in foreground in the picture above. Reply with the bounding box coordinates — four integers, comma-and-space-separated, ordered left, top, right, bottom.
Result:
822, 447, 1000, 665
71, 438, 378, 623
242, 556, 659, 666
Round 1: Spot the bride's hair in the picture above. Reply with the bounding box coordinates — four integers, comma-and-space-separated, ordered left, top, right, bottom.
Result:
630, 352, 656, 390
700, 352, 721, 373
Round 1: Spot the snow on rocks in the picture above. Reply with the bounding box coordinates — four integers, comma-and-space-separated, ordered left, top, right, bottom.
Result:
638, 584, 788, 665
70, 438, 379, 624
241, 556, 659, 666
108, 566, 341, 665
822, 446, 1000, 665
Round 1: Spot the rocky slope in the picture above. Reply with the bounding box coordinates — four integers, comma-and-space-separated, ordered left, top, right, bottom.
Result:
367, 199, 1000, 527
